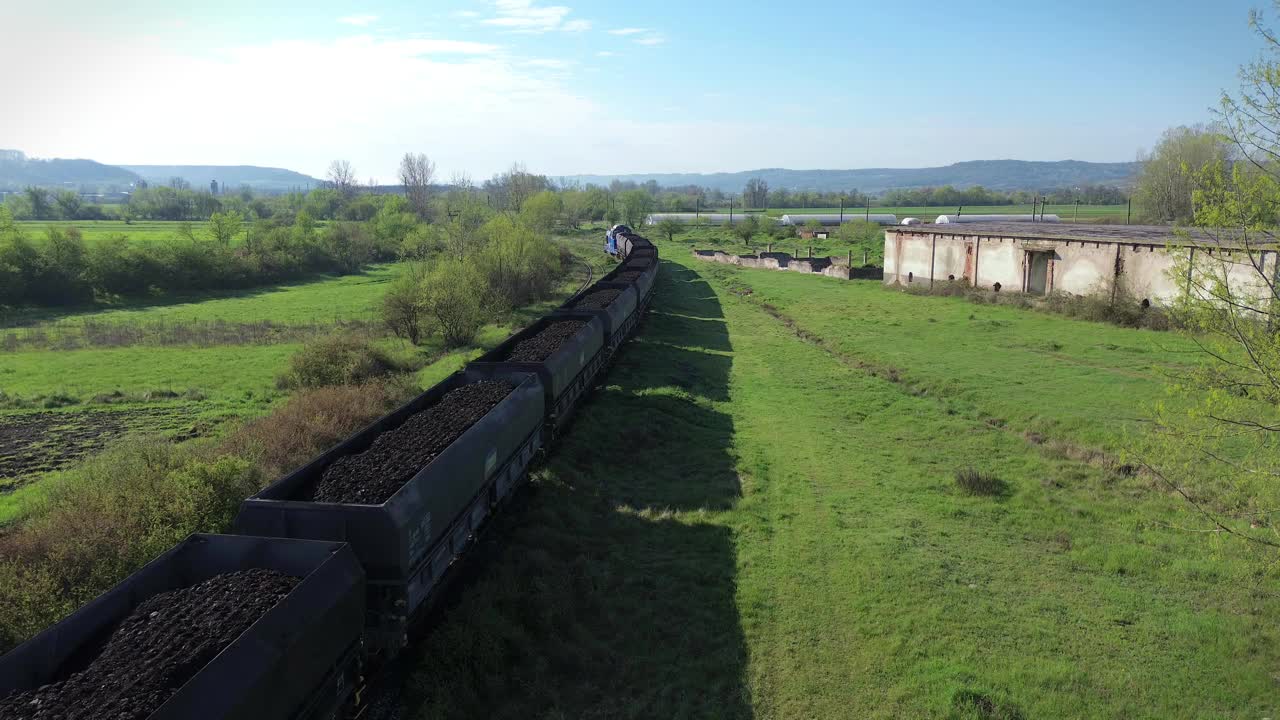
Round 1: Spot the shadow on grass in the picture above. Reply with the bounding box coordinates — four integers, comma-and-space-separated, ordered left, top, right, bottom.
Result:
400, 257, 752, 719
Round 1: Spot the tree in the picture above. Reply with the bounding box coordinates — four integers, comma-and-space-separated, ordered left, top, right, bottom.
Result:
655, 217, 682, 242
744, 178, 769, 209
54, 190, 82, 220
561, 190, 588, 229
320, 221, 375, 274
382, 263, 430, 345
1144, 5, 1280, 553
441, 194, 491, 260
618, 190, 654, 228
519, 191, 563, 233
421, 257, 490, 347
23, 187, 51, 220
327, 160, 358, 198
206, 211, 243, 246
486, 163, 550, 212
836, 220, 885, 265
399, 152, 436, 218
730, 214, 761, 244
1132, 125, 1231, 223
372, 195, 421, 252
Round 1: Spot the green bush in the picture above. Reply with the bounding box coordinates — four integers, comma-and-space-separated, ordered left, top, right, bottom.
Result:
0, 440, 260, 650
422, 257, 491, 347
475, 216, 564, 309
382, 264, 431, 344
282, 334, 403, 389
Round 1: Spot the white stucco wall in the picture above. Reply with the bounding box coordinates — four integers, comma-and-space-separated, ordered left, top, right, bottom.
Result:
973, 239, 1022, 290
885, 230, 1277, 307
1055, 243, 1114, 296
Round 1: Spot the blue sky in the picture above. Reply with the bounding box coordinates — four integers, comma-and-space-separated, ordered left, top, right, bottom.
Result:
0, 0, 1265, 180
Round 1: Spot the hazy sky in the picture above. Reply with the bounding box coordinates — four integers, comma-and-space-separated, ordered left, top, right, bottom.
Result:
0, 0, 1265, 180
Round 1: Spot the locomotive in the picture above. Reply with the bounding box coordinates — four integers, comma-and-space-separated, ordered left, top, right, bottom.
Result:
0, 232, 659, 719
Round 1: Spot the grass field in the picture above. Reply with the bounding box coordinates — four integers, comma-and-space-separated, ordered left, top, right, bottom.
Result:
697, 204, 1130, 222
658, 223, 889, 265
0, 233, 615, 519
397, 243, 1278, 718
14, 220, 211, 245
6, 262, 403, 329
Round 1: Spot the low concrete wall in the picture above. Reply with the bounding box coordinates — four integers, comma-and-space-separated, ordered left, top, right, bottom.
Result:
692, 249, 883, 281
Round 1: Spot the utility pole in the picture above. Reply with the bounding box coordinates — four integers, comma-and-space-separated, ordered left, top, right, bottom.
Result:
1074, 199, 1079, 222
839, 196, 844, 223
1126, 197, 1132, 225
696, 197, 700, 220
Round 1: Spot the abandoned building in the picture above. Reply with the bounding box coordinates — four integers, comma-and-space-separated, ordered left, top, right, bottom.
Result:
884, 222, 1278, 305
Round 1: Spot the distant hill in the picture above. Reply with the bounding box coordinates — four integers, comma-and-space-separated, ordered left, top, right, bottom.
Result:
0, 150, 141, 191
559, 160, 1140, 194
119, 165, 322, 193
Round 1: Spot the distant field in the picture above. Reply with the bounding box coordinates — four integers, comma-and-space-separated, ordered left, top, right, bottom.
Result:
659, 224, 887, 264
6, 262, 403, 329
695, 204, 1131, 222
14, 219, 209, 243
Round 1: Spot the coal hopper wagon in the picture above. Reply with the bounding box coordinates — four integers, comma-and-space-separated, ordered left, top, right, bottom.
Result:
0, 234, 660, 720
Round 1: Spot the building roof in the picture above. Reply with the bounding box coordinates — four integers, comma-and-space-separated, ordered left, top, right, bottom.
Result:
888, 222, 1279, 250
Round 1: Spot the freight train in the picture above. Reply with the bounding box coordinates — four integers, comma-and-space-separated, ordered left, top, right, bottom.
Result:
0, 232, 660, 720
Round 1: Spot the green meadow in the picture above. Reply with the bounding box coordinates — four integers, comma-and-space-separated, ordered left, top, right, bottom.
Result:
400, 243, 1278, 719
761, 204, 1129, 221
15, 219, 210, 245
0, 235, 614, 517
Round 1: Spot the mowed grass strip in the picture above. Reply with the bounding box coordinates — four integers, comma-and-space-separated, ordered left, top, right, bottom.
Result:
687, 256, 1199, 454
400, 252, 1278, 718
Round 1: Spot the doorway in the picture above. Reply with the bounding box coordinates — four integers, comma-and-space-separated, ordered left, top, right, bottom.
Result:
1026, 251, 1051, 295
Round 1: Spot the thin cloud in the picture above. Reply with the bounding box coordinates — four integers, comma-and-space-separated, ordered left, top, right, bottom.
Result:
596, 51, 615, 57
526, 58, 572, 69
454, 10, 481, 18
378, 37, 500, 55
338, 14, 379, 26
608, 28, 646, 35
635, 34, 665, 46
483, 0, 588, 33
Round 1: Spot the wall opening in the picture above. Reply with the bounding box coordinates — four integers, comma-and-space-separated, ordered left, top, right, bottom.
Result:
908, 271, 913, 283
1026, 251, 1051, 295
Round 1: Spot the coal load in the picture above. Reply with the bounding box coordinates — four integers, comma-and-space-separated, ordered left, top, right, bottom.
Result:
571, 289, 622, 311
0, 569, 299, 720
503, 320, 586, 363
312, 381, 514, 505
616, 271, 643, 282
